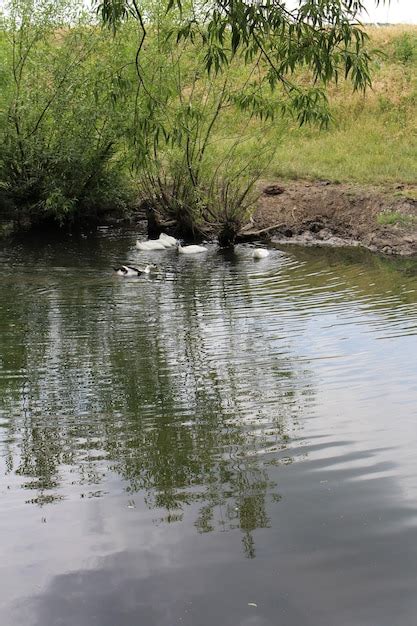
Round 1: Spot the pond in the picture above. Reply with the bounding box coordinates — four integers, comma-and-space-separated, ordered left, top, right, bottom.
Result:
1, 230, 417, 626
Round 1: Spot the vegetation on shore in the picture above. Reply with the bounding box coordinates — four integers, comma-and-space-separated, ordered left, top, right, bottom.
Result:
266, 26, 417, 184
0, 0, 416, 239
0, 1, 135, 228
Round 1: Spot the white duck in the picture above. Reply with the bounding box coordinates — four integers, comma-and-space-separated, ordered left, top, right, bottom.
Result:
177, 242, 208, 255
159, 233, 177, 247
136, 239, 167, 251
252, 248, 270, 259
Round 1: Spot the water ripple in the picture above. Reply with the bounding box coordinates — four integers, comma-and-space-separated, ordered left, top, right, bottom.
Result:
1, 235, 417, 624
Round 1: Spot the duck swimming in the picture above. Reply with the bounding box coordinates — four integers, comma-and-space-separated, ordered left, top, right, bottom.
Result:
252, 248, 270, 259
114, 265, 142, 276
136, 239, 167, 251
113, 264, 157, 277
177, 242, 208, 254
159, 233, 177, 247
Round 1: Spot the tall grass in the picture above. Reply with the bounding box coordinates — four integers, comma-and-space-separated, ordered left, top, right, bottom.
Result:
237, 26, 417, 184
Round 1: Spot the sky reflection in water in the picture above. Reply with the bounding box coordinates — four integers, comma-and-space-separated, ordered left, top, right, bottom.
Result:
1, 233, 417, 625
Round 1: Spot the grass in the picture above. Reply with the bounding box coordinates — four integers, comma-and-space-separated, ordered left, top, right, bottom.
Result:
377, 211, 417, 226
394, 189, 417, 200
214, 26, 417, 185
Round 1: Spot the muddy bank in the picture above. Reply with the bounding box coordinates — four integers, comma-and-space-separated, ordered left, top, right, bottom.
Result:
248, 180, 417, 257
4, 179, 417, 258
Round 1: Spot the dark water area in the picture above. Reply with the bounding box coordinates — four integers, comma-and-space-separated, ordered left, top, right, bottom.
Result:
1, 229, 417, 626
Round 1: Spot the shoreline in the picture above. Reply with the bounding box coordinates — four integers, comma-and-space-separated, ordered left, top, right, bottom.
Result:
3, 179, 417, 258
249, 179, 417, 257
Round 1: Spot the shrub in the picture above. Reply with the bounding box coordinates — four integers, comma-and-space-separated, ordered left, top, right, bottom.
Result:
0, 0, 133, 228
392, 33, 417, 64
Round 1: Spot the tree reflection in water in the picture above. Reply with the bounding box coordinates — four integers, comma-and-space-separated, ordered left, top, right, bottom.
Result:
0, 241, 314, 557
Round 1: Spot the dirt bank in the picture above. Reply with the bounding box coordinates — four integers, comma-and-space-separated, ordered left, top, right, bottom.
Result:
248, 180, 417, 257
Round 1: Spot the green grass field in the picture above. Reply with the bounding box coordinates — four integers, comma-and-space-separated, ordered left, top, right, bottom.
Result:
226, 26, 417, 185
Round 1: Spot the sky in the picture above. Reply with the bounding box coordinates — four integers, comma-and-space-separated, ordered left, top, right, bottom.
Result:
358, 0, 417, 23
0, 0, 416, 23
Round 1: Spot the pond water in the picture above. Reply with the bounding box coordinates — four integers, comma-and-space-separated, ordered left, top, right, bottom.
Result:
1, 230, 417, 626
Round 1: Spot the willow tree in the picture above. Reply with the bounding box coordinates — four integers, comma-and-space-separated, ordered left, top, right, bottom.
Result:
98, 1, 384, 114
97, 0, 385, 243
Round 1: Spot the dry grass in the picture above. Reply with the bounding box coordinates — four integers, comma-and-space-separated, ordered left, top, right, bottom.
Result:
214, 26, 417, 185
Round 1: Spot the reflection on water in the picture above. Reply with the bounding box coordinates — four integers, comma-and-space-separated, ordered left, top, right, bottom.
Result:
1, 233, 417, 625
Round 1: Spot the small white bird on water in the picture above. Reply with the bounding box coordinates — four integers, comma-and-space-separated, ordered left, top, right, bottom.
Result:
252, 248, 270, 259
177, 242, 208, 254
136, 239, 167, 251
159, 233, 177, 247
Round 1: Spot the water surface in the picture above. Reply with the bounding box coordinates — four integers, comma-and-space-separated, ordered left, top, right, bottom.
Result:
1, 231, 417, 626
